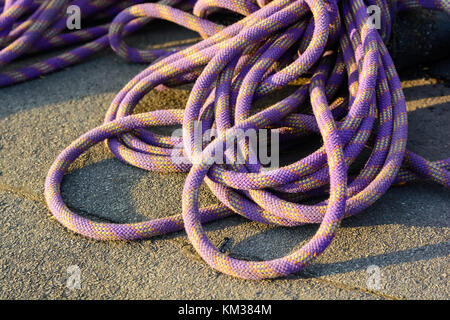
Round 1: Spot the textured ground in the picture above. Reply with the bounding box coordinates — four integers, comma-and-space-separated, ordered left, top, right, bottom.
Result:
0, 21, 449, 300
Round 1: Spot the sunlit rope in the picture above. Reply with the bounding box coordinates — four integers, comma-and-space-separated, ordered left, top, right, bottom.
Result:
2, 0, 445, 279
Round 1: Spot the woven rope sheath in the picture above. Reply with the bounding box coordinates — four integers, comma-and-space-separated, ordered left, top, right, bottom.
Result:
1, 0, 448, 279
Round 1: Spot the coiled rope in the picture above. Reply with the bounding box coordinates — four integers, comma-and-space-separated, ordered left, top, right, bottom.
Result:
2, 0, 446, 279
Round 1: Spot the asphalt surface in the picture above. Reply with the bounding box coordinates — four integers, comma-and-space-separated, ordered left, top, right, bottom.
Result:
0, 22, 449, 300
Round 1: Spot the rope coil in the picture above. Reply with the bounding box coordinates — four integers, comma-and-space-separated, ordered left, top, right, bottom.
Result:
2, 0, 448, 279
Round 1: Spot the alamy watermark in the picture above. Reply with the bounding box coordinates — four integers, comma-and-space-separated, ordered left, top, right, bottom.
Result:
366, 264, 382, 290
66, 5, 81, 30
367, 5, 381, 29
66, 265, 81, 290
170, 121, 280, 170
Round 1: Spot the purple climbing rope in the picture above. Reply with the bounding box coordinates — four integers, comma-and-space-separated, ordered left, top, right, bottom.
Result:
2, 0, 448, 279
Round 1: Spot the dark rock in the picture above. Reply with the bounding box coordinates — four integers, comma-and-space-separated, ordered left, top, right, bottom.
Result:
389, 9, 450, 70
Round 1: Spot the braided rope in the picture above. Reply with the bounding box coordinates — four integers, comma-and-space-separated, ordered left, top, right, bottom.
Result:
2, 0, 447, 279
